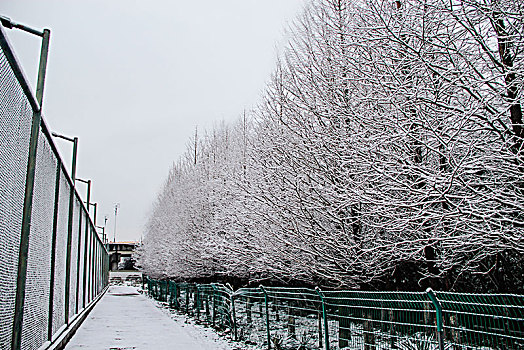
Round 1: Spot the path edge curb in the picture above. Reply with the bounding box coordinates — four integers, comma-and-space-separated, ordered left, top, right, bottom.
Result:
38, 285, 110, 350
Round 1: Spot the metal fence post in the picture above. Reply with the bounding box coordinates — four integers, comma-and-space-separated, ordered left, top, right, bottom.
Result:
231, 293, 238, 341
212, 285, 216, 327
87, 228, 93, 302
94, 237, 98, 296
185, 285, 189, 314
11, 110, 42, 350
46, 161, 61, 341
8, 25, 50, 350
63, 137, 78, 325
196, 285, 201, 321
315, 287, 330, 350
74, 210, 83, 314
92, 241, 96, 297
426, 288, 445, 350
259, 285, 271, 350
93, 240, 97, 296
82, 221, 89, 308
168, 281, 173, 307
174, 282, 179, 309
90, 228, 95, 301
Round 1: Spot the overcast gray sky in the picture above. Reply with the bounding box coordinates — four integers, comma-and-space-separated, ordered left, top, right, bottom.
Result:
1, 0, 306, 242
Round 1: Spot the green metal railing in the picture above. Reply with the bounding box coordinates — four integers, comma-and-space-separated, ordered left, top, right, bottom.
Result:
146, 278, 524, 350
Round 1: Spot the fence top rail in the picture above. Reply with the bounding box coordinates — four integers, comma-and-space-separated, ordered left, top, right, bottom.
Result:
152, 280, 524, 303
264, 287, 320, 296
436, 291, 524, 298
439, 299, 524, 310
233, 288, 264, 298
323, 290, 429, 297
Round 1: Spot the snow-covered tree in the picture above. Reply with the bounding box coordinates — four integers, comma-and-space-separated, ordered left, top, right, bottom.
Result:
139, 0, 524, 292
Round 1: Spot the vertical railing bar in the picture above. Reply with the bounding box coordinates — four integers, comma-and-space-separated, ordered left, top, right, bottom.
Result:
231, 294, 238, 341
260, 285, 271, 350
212, 285, 216, 327
316, 287, 330, 350
427, 288, 445, 350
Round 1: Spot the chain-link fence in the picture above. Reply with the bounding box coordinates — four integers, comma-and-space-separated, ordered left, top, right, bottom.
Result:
0, 24, 109, 350
146, 278, 524, 350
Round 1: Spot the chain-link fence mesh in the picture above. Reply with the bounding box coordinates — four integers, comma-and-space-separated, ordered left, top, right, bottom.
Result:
146, 279, 524, 350
21, 134, 56, 350
0, 27, 109, 350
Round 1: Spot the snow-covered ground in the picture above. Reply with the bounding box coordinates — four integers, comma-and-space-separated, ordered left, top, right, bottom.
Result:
64, 286, 243, 350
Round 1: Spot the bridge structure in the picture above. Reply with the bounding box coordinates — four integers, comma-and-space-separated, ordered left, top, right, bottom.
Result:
0, 18, 109, 350
107, 241, 139, 271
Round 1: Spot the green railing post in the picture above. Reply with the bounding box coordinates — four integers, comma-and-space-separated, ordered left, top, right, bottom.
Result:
196, 285, 201, 321
212, 285, 217, 327
169, 281, 174, 308
185, 285, 189, 314
426, 288, 445, 350
260, 285, 271, 350
193, 283, 198, 315
231, 293, 238, 341
316, 287, 330, 350
173, 282, 179, 309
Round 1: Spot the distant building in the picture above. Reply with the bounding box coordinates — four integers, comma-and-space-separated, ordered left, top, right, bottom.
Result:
107, 241, 138, 271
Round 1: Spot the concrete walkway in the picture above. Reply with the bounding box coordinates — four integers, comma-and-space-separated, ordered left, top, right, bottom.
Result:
64, 285, 234, 350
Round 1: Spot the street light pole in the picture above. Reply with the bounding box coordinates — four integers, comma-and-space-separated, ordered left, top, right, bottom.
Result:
113, 203, 120, 243
112, 204, 120, 271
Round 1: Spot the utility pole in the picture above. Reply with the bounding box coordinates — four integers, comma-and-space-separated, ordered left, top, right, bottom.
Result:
113, 203, 119, 271
104, 215, 108, 243
113, 203, 120, 243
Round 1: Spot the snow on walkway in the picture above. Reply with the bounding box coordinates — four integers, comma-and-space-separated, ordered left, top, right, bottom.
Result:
64, 285, 239, 350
